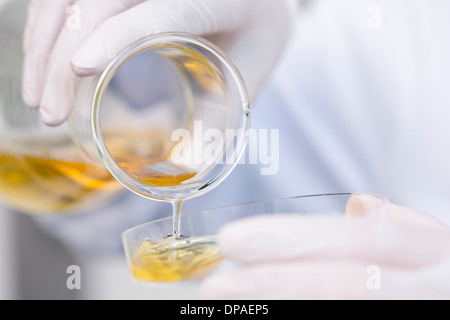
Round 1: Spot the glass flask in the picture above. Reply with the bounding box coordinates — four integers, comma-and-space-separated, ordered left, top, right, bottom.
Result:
0, 0, 250, 215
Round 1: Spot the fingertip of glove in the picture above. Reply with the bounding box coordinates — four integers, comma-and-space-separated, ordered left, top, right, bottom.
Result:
71, 50, 104, 77
39, 103, 69, 127
22, 54, 44, 108
21, 85, 41, 109
71, 61, 103, 77
346, 193, 388, 218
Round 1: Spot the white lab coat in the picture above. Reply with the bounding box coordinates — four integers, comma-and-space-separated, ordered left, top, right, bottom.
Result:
231, 0, 450, 225
34, 0, 450, 256
195, 0, 450, 225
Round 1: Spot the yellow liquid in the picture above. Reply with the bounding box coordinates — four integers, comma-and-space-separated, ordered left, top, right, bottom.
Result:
130, 236, 225, 282
138, 172, 197, 187
0, 130, 197, 214
0, 153, 121, 214
105, 130, 197, 187
0, 152, 199, 214
119, 161, 197, 187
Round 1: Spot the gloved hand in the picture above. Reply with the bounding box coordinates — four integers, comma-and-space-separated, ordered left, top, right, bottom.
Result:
22, 0, 297, 126
200, 196, 450, 300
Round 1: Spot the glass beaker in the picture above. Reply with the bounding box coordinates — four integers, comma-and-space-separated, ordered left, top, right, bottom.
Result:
0, 0, 250, 215
121, 193, 389, 286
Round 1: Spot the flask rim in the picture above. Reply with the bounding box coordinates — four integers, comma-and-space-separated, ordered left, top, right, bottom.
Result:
90, 32, 251, 202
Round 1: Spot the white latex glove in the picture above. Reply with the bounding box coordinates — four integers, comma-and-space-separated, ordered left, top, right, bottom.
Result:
201, 196, 450, 300
22, 0, 297, 126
